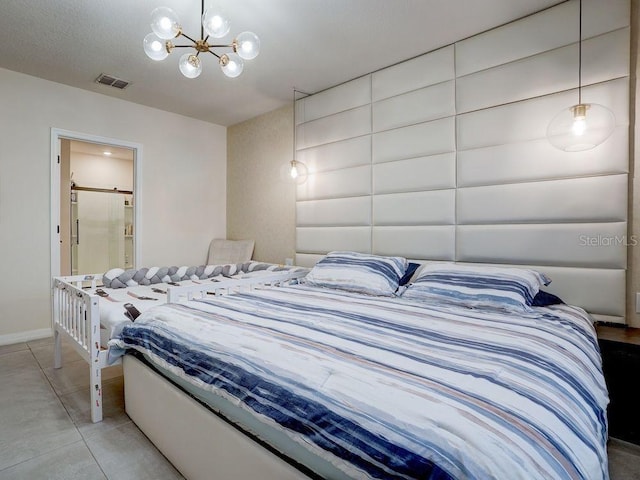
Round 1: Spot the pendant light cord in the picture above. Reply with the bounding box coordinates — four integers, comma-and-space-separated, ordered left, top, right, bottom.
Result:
292, 88, 297, 161
578, 0, 582, 105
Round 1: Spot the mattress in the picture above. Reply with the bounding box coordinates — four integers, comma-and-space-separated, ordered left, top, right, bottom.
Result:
113, 284, 609, 479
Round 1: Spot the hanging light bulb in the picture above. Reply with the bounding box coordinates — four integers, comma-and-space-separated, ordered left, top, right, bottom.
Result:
143, 33, 169, 61
547, 102, 615, 151
234, 32, 260, 60
219, 53, 244, 78
202, 8, 230, 38
290, 160, 299, 179
179, 54, 202, 79
150, 6, 181, 40
546, 0, 615, 152
571, 105, 587, 136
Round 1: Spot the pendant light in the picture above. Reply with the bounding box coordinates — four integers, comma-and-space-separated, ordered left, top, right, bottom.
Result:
546, 0, 615, 152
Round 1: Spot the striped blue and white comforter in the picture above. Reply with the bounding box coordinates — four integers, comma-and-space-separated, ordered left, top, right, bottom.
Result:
113, 285, 609, 479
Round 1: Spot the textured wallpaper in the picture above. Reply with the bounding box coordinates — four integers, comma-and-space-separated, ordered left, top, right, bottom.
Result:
227, 105, 296, 265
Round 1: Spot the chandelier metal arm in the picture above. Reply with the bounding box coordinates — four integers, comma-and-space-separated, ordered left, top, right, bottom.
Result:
200, 0, 205, 40
180, 32, 198, 44
207, 50, 222, 59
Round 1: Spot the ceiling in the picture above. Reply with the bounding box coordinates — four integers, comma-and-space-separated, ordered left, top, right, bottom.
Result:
0, 0, 564, 127
70, 140, 134, 161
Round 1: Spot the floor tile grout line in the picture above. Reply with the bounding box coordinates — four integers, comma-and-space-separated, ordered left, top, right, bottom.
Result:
0, 438, 91, 475
27, 344, 111, 480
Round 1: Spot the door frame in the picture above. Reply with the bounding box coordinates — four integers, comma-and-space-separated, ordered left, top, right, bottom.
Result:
50, 128, 143, 279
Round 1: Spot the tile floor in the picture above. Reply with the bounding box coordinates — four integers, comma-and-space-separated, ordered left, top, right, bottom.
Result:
0, 337, 183, 480
1, 336, 640, 479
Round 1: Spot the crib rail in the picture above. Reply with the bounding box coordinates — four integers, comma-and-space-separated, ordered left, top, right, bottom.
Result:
51, 268, 308, 424
52, 276, 108, 422
167, 269, 309, 303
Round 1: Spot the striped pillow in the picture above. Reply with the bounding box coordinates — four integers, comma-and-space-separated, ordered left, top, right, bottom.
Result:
305, 251, 407, 296
402, 263, 550, 310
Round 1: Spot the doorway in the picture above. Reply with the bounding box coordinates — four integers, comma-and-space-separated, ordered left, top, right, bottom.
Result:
51, 129, 142, 279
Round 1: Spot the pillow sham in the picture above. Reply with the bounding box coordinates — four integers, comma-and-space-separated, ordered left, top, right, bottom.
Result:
305, 251, 407, 297
401, 263, 550, 310
399, 262, 420, 287
532, 290, 564, 307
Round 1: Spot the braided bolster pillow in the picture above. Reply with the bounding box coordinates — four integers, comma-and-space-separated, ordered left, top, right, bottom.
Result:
102, 261, 289, 289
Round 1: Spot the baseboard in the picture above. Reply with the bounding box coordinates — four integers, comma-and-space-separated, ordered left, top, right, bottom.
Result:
0, 328, 52, 346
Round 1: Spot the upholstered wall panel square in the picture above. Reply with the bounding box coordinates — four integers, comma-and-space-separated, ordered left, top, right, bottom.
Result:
372, 226, 455, 260
373, 81, 455, 132
457, 77, 629, 150
457, 174, 628, 224
455, 0, 628, 77
373, 190, 455, 226
457, 223, 627, 269
296, 165, 371, 201
299, 75, 371, 123
297, 197, 371, 227
455, 2, 575, 77
296, 227, 371, 254
457, 44, 578, 114
372, 117, 455, 164
372, 45, 454, 101
296, 105, 371, 150
457, 130, 629, 187
373, 153, 456, 194
528, 265, 626, 317
457, 29, 630, 114
297, 136, 371, 174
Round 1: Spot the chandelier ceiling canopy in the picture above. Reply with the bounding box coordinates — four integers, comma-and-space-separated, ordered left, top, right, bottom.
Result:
143, 1, 260, 79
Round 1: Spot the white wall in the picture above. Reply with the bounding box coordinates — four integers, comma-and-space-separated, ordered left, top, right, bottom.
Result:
0, 67, 226, 343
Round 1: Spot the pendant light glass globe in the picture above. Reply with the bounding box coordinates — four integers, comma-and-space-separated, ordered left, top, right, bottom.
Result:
150, 7, 181, 40
234, 31, 260, 60
178, 54, 202, 79
546, 103, 615, 152
202, 8, 230, 38
143, 33, 169, 61
220, 53, 244, 78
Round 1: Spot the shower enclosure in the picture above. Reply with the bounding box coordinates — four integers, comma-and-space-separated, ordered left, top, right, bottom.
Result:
70, 187, 134, 275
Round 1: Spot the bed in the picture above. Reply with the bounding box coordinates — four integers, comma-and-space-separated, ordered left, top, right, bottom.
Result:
112, 252, 609, 479
51, 261, 307, 422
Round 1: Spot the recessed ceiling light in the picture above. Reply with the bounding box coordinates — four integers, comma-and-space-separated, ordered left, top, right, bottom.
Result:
103, 151, 112, 156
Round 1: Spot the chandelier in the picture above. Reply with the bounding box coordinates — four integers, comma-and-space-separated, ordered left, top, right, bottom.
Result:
143, 1, 260, 79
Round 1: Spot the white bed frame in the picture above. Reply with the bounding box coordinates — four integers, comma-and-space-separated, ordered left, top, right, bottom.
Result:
124, 355, 312, 480
51, 270, 308, 423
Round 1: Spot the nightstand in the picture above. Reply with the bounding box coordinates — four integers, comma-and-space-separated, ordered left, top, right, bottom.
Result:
596, 325, 640, 445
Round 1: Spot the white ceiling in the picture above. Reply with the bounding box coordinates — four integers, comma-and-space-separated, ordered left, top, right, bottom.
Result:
0, 0, 564, 127
70, 140, 134, 161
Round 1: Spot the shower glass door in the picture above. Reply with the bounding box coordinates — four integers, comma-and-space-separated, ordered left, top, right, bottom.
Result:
71, 190, 126, 275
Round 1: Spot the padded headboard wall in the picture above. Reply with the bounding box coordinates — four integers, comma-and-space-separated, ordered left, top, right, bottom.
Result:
294, 0, 630, 324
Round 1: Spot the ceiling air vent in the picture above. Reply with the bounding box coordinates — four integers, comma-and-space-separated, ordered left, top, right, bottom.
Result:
95, 73, 130, 90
